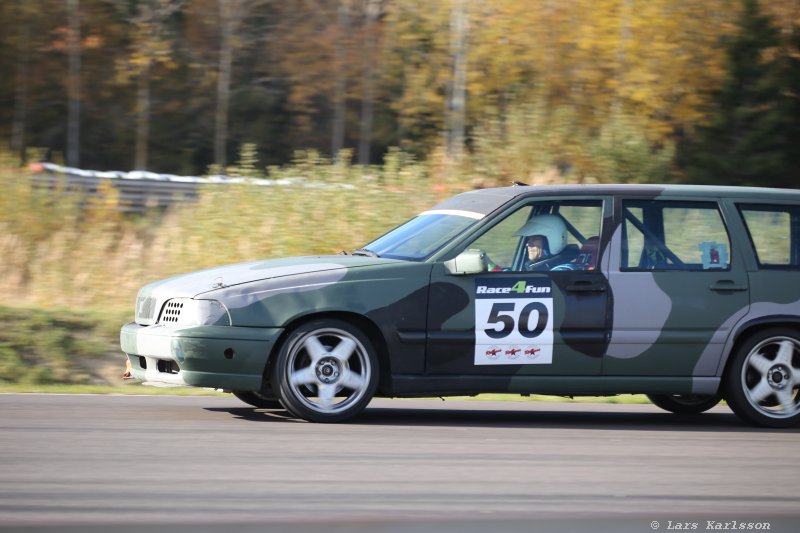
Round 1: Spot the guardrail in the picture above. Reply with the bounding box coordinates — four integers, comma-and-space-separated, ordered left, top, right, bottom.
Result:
30, 163, 351, 213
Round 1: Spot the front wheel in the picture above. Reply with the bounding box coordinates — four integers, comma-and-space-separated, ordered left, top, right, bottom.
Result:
270, 319, 379, 423
646, 393, 722, 414
725, 328, 800, 428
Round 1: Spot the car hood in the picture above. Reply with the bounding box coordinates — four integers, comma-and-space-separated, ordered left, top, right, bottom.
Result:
134, 255, 404, 324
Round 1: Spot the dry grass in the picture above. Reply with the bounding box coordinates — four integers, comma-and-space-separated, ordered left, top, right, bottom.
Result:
0, 149, 467, 312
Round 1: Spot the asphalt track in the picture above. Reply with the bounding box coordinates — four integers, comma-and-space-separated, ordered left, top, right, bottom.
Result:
1, 394, 798, 533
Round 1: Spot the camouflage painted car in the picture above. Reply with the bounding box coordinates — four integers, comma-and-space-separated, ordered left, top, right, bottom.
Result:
121, 184, 800, 427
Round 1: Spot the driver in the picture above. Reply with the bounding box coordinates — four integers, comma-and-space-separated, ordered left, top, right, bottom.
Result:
515, 214, 573, 271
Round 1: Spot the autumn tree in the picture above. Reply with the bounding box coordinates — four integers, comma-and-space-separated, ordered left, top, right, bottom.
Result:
118, 0, 184, 170
66, 0, 81, 167
2, 0, 799, 181
6, 4, 38, 163
357, 0, 383, 164
215, 0, 254, 168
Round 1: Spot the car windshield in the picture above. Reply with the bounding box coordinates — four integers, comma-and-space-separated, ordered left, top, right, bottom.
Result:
359, 210, 483, 261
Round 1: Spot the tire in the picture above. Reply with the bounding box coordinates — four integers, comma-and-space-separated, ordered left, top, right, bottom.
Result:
232, 390, 283, 409
725, 328, 800, 428
270, 319, 379, 423
646, 393, 722, 414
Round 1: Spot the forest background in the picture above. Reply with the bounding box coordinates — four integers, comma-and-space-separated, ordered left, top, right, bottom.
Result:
1, 0, 799, 387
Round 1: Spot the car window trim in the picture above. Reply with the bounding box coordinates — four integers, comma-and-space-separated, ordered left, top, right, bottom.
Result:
619, 198, 733, 272
432, 194, 610, 269
622, 206, 684, 268
736, 202, 800, 269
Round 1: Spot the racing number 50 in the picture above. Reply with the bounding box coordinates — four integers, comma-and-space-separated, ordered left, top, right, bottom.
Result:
484, 302, 548, 339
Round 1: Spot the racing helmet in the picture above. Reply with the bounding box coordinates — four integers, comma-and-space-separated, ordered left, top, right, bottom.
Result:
514, 214, 568, 255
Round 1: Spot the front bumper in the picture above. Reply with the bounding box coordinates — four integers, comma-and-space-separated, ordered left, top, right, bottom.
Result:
120, 323, 283, 390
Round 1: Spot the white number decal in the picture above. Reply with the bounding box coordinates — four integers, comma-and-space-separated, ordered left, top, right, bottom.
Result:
474, 279, 554, 365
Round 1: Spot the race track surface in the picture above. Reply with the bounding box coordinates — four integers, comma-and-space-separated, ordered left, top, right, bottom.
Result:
1, 394, 797, 533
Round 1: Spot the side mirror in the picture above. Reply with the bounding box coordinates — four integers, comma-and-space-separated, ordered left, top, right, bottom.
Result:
443, 249, 486, 275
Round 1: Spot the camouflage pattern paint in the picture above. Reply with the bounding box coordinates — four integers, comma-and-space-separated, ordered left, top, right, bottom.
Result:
120, 184, 800, 406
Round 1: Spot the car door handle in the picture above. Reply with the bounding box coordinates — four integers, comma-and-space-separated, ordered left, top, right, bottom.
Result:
566, 281, 606, 292
709, 280, 748, 292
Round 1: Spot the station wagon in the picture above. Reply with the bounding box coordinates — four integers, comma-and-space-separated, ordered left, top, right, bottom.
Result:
121, 184, 800, 427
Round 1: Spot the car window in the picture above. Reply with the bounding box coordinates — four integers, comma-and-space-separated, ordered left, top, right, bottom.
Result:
362, 212, 481, 261
622, 200, 731, 271
470, 207, 532, 267
739, 204, 800, 268
469, 200, 603, 272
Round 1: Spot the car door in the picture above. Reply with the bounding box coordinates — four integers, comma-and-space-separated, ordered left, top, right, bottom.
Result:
425, 196, 612, 376
603, 196, 750, 381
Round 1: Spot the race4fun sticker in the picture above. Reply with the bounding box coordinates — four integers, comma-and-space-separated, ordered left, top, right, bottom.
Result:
474, 278, 553, 365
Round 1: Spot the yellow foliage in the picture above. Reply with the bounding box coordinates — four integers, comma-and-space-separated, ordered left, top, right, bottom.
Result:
378, 0, 749, 150
0, 149, 469, 312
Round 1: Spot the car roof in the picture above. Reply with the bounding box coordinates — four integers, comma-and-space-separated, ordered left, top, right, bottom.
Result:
439, 184, 799, 212
492, 183, 799, 197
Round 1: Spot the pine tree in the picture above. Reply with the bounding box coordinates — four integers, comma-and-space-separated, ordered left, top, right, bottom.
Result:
775, 31, 800, 188
678, 0, 790, 187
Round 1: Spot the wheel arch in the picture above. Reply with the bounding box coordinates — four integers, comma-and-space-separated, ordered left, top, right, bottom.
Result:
265, 311, 392, 392
719, 315, 800, 389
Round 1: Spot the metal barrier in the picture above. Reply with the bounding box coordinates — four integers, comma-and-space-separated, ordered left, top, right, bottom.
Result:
30, 163, 348, 213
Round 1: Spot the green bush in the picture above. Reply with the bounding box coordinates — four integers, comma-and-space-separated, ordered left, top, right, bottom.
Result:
0, 306, 116, 385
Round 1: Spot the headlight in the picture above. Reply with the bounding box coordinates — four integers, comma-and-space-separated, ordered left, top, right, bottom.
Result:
158, 298, 230, 326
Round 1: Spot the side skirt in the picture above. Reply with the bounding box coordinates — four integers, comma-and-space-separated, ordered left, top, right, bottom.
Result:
384, 375, 720, 397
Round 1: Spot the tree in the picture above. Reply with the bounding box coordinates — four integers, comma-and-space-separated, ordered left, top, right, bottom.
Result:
677, 0, 790, 186
113, 0, 184, 170
213, 0, 269, 168
771, 29, 800, 187
9, 4, 35, 164
445, 0, 469, 161
357, 0, 382, 164
66, 0, 81, 167
331, 0, 351, 160
128, 0, 184, 170
381, 0, 450, 155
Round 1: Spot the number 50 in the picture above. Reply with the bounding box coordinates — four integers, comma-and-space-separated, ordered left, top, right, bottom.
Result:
484, 302, 548, 340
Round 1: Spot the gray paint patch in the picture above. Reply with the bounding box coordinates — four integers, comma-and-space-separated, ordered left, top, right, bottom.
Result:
699, 299, 800, 378
606, 273, 672, 358
692, 305, 749, 377
605, 225, 672, 359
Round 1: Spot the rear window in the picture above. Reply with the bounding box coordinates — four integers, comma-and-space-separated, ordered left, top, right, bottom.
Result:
738, 205, 800, 268
622, 200, 731, 271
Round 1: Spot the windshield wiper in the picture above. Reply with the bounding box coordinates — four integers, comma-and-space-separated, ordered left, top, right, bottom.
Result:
351, 248, 380, 257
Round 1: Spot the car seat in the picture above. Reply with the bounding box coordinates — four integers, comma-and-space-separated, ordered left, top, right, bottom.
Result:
575, 236, 599, 270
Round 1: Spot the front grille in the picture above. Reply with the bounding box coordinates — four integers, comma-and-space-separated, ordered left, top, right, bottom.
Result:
136, 296, 156, 321
160, 300, 184, 323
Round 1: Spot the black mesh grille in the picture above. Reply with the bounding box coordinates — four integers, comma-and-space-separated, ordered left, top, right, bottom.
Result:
160, 300, 184, 323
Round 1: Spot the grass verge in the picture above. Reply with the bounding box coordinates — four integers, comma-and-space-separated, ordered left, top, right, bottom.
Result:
0, 383, 227, 396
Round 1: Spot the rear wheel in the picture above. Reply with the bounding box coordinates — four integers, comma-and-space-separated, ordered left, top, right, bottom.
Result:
232, 390, 283, 409
646, 393, 722, 414
725, 328, 800, 428
270, 319, 378, 423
